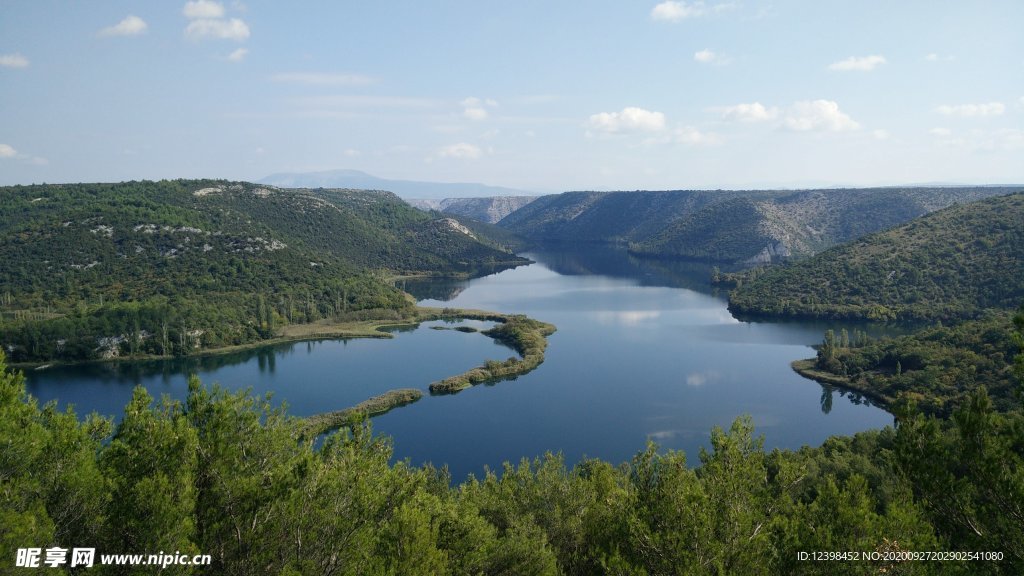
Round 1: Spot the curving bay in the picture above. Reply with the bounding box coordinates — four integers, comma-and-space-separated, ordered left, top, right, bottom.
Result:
25, 245, 893, 481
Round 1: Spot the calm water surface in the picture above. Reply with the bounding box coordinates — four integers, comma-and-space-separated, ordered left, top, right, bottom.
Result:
26, 246, 893, 481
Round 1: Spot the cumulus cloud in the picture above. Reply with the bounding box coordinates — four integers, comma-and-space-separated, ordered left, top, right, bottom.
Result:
929, 127, 952, 137
271, 72, 375, 86
872, 129, 890, 140
0, 53, 29, 68
184, 1, 249, 41
693, 49, 729, 65
460, 96, 498, 121
783, 100, 860, 132
227, 47, 248, 61
437, 142, 482, 160
828, 55, 886, 71
935, 102, 1005, 117
0, 143, 47, 165
98, 15, 148, 37
587, 107, 666, 134
184, 0, 225, 19
185, 17, 250, 41
717, 102, 778, 122
651, 1, 732, 22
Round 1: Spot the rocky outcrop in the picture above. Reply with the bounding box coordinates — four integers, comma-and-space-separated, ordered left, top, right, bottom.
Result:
744, 242, 792, 265
407, 196, 538, 224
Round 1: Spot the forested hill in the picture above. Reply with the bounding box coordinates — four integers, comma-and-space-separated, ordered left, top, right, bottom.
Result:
0, 180, 526, 363
728, 193, 1024, 321
498, 187, 1019, 264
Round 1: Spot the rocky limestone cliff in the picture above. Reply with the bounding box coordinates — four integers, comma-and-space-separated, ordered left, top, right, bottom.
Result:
407, 196, 538, 224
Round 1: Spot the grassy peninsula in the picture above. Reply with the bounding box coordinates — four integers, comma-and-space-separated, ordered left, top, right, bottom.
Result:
286, 307, 556, 431
302, 388, 424, 435
429, 315, 556, 394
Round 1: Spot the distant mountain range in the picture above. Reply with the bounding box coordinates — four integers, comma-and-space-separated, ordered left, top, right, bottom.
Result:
498, 187, 1022, 264
259, 169, 537, 200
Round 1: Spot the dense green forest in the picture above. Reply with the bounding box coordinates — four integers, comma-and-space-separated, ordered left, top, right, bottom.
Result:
498, 187, 1019, 264
729, 193, 1024, 321
796, 310, 1021, 416
2, 317, 1021, 573
0, 180, 526, 363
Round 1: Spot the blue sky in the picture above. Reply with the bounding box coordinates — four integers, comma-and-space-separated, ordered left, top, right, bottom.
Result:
1, 1, 1022, 191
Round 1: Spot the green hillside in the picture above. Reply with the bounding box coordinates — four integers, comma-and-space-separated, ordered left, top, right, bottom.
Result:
797, 311, 1021, 416
0, 180, 526, 363
728, 193, 1024, 321
499, 187, 1018, 264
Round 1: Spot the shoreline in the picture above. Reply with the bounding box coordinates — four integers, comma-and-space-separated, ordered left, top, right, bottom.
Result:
17, 305, 558, 432
790, 359, 893, 409
11, 306, 514, 371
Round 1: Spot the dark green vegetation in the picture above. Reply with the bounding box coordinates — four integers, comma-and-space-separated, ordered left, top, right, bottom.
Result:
0, 180, 527, 363
796, 310, 1022, 416
429, 315, 556, 394
498, 186, 1018, 264
729, 193, 1024, 322
3, 335, 1022, 574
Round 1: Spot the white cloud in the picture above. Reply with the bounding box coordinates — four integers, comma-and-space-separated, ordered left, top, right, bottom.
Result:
783, 100, 860, 132
694, 49, 729, 65
935, 102, 1005, 117
437, 143, 482, 160
342, 148, 361, 157
227, 47, 248, 61
0, 143, 47, 165
671, 126, 719, 145
184, 1, 249, 42
99, 15, 148, 37
828, 55, 886, 71
651, 1, 700, 21
271, 72, 375, 86
651, 1, 732, 22
185, 17, 250, 41
926, 53, 939, 62
717, 102, 778, 122
587, 107, 666, 134
929, 127, 951, 137
872, 129, 890, 140
0, 53, 29, 68
184, 0, 225, 19
464, 107, 488, 121
460, 96, 498, 121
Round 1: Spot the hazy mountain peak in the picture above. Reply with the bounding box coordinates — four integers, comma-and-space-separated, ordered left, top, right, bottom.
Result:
259, 169, 536, 200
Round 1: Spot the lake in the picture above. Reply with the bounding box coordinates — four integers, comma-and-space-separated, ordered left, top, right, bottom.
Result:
25, 246, 893, 481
